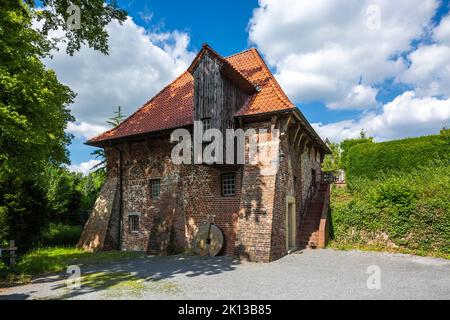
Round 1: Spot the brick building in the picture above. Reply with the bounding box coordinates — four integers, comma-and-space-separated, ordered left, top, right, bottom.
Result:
77, 45, 331, 262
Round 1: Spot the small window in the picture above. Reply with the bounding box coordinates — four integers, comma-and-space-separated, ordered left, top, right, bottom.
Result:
221, 173, 236, 196
202, 118, 211, 132
129, 215, 139, 233
150, 179, 161, 198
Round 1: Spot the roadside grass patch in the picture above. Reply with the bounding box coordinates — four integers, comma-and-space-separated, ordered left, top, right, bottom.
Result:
80, 271, 181, 299
1, 247, 144, 286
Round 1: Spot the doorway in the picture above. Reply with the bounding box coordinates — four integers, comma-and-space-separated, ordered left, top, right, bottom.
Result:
286, 196, 296, 251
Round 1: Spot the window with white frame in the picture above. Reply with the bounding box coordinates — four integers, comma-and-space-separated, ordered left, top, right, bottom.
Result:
221, 173, 236, 196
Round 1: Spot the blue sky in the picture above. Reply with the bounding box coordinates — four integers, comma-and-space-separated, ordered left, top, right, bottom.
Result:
41, 0, 450, 173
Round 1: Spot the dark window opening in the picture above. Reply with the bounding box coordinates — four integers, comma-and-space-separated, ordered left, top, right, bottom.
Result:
221, 173, 236, 196
129, 215, 139, 233
150, 179, 161, 198
202, 118, 211, 132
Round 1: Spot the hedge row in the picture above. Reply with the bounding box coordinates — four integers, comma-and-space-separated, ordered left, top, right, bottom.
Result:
347, 134, 450, 182
330, 165, 450, 255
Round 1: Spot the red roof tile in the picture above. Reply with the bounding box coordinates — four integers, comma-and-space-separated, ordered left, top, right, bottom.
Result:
88, 47, 295, 144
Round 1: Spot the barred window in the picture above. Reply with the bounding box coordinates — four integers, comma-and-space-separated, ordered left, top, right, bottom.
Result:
202, 118, 211, 132
221, 173, 236, 196
129, 215, 139, 233
150, 179, 161, 198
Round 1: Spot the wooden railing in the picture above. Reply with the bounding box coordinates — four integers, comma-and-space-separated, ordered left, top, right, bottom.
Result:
319, 171, 336, 184
300, 172, 334, 224
300, 181, 318, 221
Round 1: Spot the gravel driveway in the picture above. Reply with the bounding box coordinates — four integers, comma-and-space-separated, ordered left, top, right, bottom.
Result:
1, 249, 449, 300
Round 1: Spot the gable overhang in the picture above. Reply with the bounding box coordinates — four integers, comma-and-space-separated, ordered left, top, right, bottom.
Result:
188, 44, 256, 95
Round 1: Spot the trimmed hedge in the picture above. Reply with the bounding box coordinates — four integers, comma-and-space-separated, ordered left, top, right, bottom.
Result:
347, 134, 450, 183
330, 165, 450, 255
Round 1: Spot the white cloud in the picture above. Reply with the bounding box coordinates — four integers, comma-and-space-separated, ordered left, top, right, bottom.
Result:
67, 159, 102, 175
434, 14, 450, 45
397, 15, 450, 98
398, 44, 450, 97
249, 0, 438, 109
42, 17, 195, 140
328, 84, 378, 110
312, 91, 450, 142
66, 122, 108, 140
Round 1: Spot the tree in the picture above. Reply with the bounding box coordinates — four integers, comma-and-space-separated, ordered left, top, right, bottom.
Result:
440, 126, 450, 143
106, 105, 126, 127
91, 106, 127, 171
27, 0, 126, 56
322, 142, 342, 172
0, 0, 126, 247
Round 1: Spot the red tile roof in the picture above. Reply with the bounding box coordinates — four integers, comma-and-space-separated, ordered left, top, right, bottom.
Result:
87, 47, 295, 145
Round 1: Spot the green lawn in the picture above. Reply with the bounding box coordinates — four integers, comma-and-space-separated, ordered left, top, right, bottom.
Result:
1, 247, 144, 286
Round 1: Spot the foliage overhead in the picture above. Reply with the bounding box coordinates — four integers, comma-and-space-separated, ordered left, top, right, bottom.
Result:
26, 0, 127, 55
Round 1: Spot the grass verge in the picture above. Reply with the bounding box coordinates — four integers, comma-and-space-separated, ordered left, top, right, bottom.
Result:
327, 241, 450, 260
1, 247, 144, 287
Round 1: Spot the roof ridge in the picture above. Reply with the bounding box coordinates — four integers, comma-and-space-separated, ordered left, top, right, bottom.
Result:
225, 47, 256, 59
87, 71, 190, 143
248, 49, 294, 109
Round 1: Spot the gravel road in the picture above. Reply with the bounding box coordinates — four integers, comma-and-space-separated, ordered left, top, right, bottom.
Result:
1, 249, 449, 300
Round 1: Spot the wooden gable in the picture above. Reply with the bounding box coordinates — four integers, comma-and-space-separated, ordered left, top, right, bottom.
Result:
189, 45, 255, 133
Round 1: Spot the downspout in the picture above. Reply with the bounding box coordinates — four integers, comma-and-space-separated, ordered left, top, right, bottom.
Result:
111, 141, 123, 251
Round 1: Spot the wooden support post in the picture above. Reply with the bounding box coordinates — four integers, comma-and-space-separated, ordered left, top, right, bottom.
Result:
9, 240, 16, 269
297, 133, 304, 150
1, 240, 18, 270
293, 125, 301, 146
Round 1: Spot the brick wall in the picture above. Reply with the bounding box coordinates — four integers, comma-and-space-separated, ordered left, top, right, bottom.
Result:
78, 119, 324, 262
182, 164, 241, 256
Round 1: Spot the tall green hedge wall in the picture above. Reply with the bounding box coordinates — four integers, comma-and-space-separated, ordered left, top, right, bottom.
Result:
347, 134, 450, 182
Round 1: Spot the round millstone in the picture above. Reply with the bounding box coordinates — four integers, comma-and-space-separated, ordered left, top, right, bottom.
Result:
193, 223, 224, 256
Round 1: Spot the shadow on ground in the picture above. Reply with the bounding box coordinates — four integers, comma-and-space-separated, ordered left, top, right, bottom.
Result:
43, 255, 240, 299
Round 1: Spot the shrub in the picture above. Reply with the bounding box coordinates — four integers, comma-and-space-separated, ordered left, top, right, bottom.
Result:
0, 260, 8, 278
347, 134, 450, 183
330, 164, 450, 255
39, 223, 82, 247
